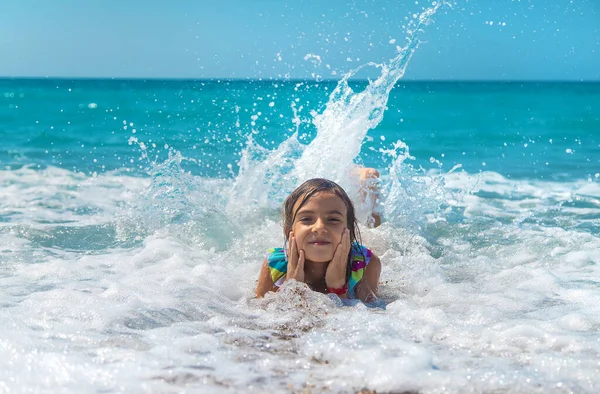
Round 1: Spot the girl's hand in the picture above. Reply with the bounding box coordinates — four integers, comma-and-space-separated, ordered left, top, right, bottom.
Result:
325, 228, 351, 289
286, 231, 305, 282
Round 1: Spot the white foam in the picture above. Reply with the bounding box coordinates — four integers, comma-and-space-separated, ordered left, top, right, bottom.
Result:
2, 164, 600, 392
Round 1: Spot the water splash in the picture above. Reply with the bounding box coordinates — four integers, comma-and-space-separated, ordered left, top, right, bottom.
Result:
225, 134, 303, 223
230, 3, 448, 227
118, 3, 449, 237
294, 5, 443, 184
115, 150, 238, 249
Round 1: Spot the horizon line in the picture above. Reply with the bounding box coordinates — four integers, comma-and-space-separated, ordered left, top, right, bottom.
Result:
0, 76, 599, 83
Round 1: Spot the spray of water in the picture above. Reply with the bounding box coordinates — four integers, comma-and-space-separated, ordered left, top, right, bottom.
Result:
294, 5, 444, 183
229, 3, 448, 231
122, 3, 450, 242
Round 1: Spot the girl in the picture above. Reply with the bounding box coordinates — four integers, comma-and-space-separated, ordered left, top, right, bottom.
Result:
255, 176, 381, 304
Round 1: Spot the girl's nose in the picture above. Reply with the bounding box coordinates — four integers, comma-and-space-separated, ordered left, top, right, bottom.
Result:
312, 217, 326, 232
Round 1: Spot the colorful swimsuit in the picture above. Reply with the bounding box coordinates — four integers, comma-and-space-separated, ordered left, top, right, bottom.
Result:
266, 243, 373, 299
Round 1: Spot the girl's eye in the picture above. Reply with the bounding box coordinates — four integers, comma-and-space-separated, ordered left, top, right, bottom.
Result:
329, 218, 340, 222
299, 217, 312, 223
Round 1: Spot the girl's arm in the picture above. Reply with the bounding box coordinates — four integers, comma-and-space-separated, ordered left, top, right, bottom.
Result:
255, 258, 279, 297
354, 253, 382, 303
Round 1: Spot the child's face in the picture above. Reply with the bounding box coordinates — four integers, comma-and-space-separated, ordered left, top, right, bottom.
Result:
291, 192, 348, 263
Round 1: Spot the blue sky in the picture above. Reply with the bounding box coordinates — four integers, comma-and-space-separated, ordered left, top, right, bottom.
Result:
1, 0, 598, 80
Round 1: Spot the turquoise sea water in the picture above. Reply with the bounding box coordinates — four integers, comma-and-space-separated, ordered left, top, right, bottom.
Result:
2, 79, 599, 181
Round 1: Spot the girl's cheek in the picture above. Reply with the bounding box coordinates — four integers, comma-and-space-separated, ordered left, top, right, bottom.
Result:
331, 233, 341, 245
295, 233, 306, 246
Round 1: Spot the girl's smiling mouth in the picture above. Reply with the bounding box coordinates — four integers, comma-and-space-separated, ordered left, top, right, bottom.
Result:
309, 240, 331, 246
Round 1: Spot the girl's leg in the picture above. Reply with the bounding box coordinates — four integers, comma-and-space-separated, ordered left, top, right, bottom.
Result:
356, 167, 382, 228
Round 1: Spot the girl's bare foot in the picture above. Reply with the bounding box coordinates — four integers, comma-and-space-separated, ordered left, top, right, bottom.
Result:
356, 168, 382, 228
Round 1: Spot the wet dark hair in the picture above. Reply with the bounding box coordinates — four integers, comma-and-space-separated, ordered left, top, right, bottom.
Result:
282, 178, 362, 279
